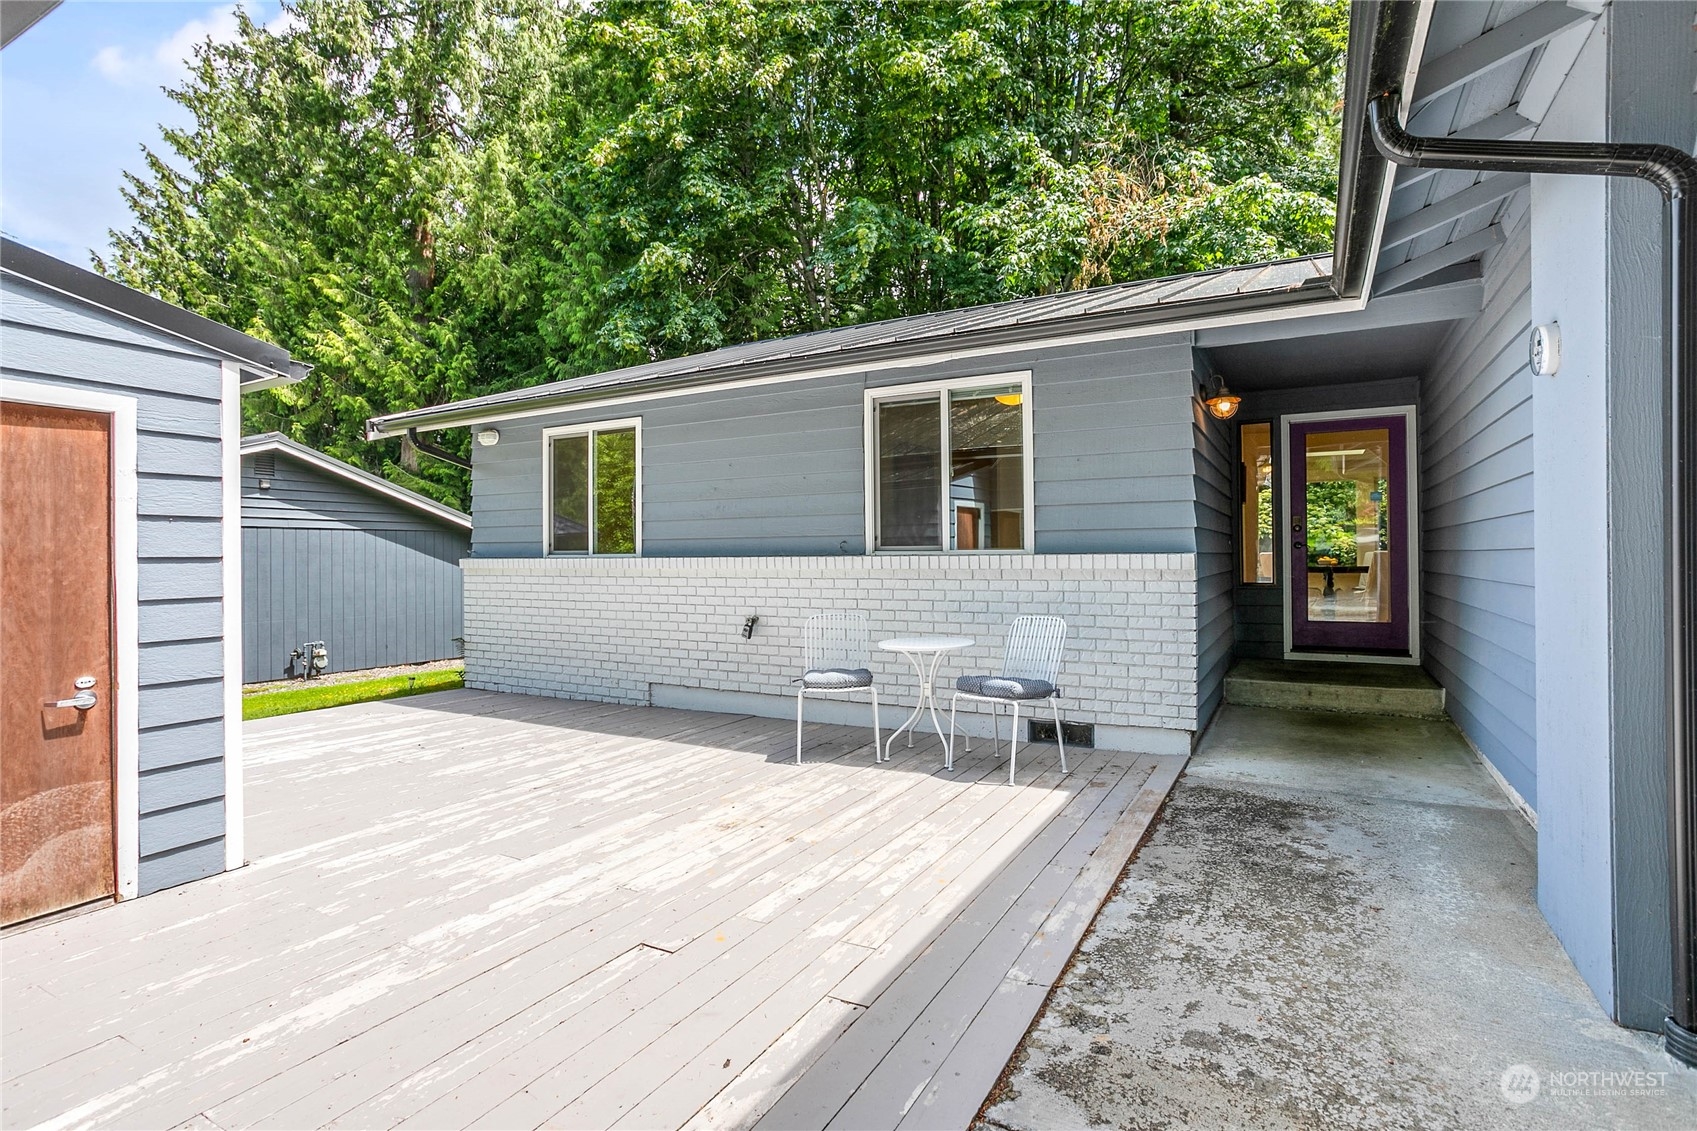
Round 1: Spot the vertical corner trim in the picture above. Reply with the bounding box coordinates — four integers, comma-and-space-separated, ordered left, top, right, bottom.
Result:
221, 362, 245, 870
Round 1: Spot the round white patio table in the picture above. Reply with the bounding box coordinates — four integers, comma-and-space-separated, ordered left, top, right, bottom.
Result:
877, 636, 974, 763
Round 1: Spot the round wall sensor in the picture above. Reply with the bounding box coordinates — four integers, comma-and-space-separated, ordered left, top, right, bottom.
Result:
1529, 323, 1561, 377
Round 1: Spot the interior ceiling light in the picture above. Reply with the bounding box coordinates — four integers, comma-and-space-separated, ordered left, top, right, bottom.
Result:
1203, 384, 1241, 420
994, 392, 1023, 406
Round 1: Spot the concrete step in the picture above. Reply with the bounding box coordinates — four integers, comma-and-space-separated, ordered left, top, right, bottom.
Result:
1223, 658, 1446, 719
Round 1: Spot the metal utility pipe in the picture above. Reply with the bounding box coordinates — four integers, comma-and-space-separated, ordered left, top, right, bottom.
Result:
1368, 89, 1697, 1065
406, 427, 471, 471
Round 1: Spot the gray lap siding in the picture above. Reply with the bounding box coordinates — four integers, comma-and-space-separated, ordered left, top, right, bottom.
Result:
239, 455, 469, 682
2, 276, 230, 895
1419, 207, 1537, 807
470, 336, 1202, 559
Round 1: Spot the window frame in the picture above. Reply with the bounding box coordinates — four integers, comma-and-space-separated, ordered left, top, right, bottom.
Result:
540, 416, 644, 556
1237, 419, 1278, 587
862, 371, 1034, 555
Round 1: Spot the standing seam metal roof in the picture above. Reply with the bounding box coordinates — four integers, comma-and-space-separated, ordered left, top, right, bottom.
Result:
367, 254, 1330, 436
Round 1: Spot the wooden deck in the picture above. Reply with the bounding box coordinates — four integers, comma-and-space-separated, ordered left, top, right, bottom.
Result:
2, 690, 1183, 1130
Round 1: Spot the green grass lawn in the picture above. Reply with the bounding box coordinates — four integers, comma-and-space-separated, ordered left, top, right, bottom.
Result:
243, 668, 464, 720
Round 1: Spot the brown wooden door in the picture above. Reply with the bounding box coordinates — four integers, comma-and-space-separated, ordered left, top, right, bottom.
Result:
1, 401, 117, 925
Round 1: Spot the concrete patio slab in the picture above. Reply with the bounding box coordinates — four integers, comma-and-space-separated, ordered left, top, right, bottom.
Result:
1, 690, 1182, 1130
980, 704, 1697, 1130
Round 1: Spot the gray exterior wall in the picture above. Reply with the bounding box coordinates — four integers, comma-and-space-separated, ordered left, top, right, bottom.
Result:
1191, 355, 1233, 726
471, 335, 1203, 560
1, 275, 230, 895
1602, 0, 1691, 1035
1420, 206, 1537, 808
467, 333, 1219, 742
241, 453, 467, 682
1524, 0, 1694, 1029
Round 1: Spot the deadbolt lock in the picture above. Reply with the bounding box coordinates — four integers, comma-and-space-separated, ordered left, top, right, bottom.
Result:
51, 677, 99, 711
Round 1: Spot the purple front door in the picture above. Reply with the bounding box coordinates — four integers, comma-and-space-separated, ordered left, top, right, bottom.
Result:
1289, 415, 1411, 654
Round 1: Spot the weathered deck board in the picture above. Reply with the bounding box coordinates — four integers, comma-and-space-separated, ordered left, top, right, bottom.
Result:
760, 752, 1161, 1131
0, 690, 1184, 1130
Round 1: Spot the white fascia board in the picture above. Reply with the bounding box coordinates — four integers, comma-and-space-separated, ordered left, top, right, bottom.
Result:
369, 287, 1375, 438
239, 372, 302, 393
1356, 0, 1439, 298
1196, 276, 1481, 348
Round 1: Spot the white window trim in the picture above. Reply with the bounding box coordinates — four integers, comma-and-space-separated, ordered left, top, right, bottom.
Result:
863, 371, 1035, 555
541, 417, 644, 556
1, 377, 142, 900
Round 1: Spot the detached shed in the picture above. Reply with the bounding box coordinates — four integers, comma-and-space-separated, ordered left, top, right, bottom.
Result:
1, 236, 305, 923
239, 434, 470, 683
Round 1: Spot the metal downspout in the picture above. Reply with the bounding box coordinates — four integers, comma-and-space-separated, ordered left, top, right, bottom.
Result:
1368, 90, 1697, 1065
406, 427, 471, 471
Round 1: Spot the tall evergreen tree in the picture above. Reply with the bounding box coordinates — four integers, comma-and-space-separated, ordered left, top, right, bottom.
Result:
102, 0, 566, 503
104, 0, 1346, 506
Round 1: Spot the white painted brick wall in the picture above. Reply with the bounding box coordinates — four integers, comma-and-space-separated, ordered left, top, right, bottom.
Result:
463, 553, 1200, 752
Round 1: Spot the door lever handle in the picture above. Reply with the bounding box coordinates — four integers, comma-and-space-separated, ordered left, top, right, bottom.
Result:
51, 690, 98, 711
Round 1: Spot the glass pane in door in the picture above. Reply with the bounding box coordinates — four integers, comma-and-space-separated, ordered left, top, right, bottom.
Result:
1301, 427, 1392, 624
1289, 414, 1409, 654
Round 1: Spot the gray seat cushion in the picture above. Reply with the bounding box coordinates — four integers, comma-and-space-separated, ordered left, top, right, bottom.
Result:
956, 674, 1058, 700
801, 667, 874, 690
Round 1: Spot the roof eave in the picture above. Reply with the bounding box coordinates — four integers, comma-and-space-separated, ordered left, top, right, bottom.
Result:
1332, 0, 1430, 301
0, 237, 308, 388
239, 369, 308, 393
367, 272, 1341, 439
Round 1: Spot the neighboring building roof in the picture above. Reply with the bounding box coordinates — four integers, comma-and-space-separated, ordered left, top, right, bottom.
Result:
0, 1, 60, 48
1, 237, 309, 390
241, 433, 471, 531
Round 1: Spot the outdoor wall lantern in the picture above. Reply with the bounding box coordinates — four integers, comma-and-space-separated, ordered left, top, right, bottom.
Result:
1529, 322, 1561, 377
1203, 382, 1242, 420
476, 428, 501, 447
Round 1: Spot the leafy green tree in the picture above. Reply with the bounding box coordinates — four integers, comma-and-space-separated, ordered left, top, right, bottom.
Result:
102, 0, 567, 505
103, 0, 1347, 504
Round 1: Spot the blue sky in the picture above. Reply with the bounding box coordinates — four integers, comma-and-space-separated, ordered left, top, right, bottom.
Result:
1, 0, 281, 265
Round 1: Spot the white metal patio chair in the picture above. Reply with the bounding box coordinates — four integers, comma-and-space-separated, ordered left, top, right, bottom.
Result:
947, 615, 1068, 785
794, 612, 882, 764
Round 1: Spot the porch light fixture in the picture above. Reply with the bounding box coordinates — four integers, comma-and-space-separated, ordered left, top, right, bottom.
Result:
1530, 322, 1561, 376
1204, 384, 1242, 420
476, 428, 501, 447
